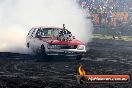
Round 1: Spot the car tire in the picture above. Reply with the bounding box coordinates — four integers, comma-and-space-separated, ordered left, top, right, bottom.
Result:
27, 43, 30, 48
76, 55, 82, 60
40, 45, 47, 56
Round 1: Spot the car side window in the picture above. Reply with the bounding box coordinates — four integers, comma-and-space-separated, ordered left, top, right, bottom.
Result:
36, 28, 41, 37
31, 28, 37, 37
27, 28, 34, 36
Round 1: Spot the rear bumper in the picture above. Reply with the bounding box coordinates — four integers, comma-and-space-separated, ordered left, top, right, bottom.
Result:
46, 49, 86, 56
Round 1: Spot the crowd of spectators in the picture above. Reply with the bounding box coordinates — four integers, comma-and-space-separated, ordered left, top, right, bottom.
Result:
78, 0, 132, 26
79, 0, 132, 13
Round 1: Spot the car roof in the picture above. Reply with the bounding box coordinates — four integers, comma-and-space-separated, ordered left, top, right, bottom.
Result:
32, 26, 63, 30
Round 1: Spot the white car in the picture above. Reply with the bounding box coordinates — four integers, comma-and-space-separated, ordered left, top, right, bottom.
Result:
26, 25, 86, 60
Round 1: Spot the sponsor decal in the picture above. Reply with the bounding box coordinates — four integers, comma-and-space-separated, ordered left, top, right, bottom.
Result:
76, 65, 130, 84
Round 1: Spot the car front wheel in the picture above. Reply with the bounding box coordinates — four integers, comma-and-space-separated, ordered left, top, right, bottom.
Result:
40, 45, 47, 56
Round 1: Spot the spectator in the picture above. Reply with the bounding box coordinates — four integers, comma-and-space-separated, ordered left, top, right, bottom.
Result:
98, 13, 102, 24
107, 10, 112, 25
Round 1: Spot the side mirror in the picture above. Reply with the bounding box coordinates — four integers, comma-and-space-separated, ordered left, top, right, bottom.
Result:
73, 36, 75, 39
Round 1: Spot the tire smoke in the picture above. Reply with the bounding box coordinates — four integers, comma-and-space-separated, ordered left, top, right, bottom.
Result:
0, 0, 93, 53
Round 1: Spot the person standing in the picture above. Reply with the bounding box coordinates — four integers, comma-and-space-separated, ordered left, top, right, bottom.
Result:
98, 12, 102, 25
107, 10, 112, 25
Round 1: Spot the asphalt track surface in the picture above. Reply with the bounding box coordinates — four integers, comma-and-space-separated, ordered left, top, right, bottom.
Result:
0, 39, 131, 88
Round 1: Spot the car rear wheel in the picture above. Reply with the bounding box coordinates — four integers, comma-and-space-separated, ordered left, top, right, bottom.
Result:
76, 55, 82, 60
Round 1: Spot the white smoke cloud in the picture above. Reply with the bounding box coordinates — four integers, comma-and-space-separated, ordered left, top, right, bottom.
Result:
0, 0, 93, 53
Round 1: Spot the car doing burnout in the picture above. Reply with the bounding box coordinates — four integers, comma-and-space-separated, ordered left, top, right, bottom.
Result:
26, 24, 86, 60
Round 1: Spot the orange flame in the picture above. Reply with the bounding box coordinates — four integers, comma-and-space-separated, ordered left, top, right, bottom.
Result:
78, 65, 86, 76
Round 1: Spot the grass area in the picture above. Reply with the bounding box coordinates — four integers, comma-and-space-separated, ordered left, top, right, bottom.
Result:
93, 34, 113, 40
93, 34, 132, 41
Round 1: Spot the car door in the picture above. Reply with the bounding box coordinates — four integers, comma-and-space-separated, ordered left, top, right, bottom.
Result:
30, 28, 38, 51
33, 28, 44, 52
